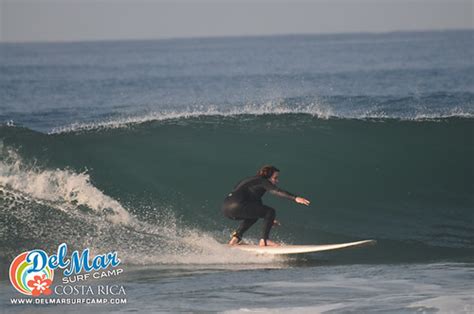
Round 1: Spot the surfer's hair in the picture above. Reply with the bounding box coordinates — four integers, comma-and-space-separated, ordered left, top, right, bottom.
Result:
257, 165, 280, 179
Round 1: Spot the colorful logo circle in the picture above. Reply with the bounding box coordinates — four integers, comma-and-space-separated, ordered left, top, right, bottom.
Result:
9, 251, 54, 296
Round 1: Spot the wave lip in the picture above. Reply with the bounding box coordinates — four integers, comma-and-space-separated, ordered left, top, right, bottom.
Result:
49, 102, 334, 134
48, 97, 474, 134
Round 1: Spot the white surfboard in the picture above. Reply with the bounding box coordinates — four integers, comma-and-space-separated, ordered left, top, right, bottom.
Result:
231, 239, 376, 255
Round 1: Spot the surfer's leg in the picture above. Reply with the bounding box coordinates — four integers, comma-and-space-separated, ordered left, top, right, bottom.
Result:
260, 206, 276, 245
228, 218, 258, 245
223, 201, 259, 244
235, 218, 258, 238
223, 201, 277, 245
242, 203, 278, 246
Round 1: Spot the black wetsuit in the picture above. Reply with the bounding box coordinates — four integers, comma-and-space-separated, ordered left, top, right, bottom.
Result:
221, 176, 296, 242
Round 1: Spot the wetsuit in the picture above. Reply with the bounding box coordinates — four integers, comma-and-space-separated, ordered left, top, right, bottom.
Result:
221, 176, 296, 243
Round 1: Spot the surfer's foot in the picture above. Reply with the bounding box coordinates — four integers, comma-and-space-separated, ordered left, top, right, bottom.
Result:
259, 239, 280, 247
228, 236, 241, 246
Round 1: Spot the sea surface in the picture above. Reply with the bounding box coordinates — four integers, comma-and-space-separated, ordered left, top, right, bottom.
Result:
0, 30, 473, 313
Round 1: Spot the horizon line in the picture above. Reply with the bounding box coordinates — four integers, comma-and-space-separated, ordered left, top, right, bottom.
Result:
1, 27, 472, 45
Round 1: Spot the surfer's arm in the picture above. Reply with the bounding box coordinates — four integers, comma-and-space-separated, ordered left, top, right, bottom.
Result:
262, 180, 297, 201
262, 180, 311, 205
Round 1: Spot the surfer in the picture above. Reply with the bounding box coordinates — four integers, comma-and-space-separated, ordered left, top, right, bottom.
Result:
222, 165, 310, 247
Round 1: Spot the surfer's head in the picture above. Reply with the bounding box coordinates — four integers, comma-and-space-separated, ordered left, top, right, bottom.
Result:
257, 165, 280, 184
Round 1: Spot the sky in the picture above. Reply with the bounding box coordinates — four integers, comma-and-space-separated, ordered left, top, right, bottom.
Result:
0, 0, 472, 43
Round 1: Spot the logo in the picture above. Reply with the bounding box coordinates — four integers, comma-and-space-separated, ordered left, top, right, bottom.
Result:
9, 243, 121, 298
9, 252, 54, 296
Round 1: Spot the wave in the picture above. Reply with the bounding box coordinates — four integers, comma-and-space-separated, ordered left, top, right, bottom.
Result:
0, 115, 472, 266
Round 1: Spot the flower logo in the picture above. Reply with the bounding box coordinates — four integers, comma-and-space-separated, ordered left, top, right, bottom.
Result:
9, 251, 54, 296
27, 274, 53, 296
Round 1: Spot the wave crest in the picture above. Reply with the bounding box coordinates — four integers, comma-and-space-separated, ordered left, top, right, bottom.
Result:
49, 99, 473, 134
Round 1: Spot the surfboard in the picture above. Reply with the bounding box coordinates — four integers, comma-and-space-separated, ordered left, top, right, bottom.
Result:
230, 239, 376, 255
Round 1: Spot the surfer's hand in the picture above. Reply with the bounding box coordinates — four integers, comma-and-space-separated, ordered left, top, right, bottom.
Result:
295, 197, 310, 206
273, 219, 281, 226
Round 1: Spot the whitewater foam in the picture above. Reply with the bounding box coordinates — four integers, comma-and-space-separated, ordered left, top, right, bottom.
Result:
0, 147, 131, 224
49, 102, 334, 134
48, 100, 474, 134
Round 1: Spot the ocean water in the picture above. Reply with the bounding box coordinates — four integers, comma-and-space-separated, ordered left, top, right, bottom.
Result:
0, 30, 473, 313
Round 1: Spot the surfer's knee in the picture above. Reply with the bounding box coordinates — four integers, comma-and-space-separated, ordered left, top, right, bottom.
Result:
265, 207, 276, 220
